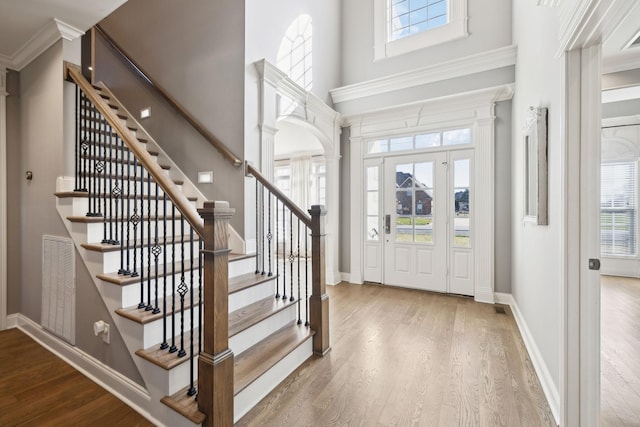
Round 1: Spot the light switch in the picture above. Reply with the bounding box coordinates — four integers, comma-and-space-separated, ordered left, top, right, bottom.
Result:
198, 171, 213, 184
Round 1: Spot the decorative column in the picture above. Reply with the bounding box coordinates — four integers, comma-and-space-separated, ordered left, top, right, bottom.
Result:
0, 66, 7, 331
324, 151, 341, 285
309, 205, 330, 355
474, 115, 496, 304
197, 201, 235, 427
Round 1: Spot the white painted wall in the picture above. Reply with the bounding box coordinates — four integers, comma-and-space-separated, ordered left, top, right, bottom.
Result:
511, 1, 563, 399
341, 0, 512, 85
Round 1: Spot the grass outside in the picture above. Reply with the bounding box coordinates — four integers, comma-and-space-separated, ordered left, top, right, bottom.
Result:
396, 217, 432, 226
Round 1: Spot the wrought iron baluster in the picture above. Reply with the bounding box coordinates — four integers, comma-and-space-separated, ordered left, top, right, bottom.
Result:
106, 122, 114, 244
198, 239, 203, 355
169, 203, 177, 353
289, 210, 294, 302
137, 168, 146, 309
160, 192, 169, 350
187, 228, 196, 397
74, 86, 81, 191
297, 217, 301, 324
81, 93, 89, 194
112, 133, 121, 247
151, 178, 161, 314
97, 112, 105, 221
146, 173, 153, 312
275, 198, 280, 299
305, 224, 309, 327
177, 217, 187, 357
267, 191, 272, 277
130, 157, 139, 278
261, 185, 265, 276
255, 179, 259, 275
122, 145, 131, 273
100, 115, 109, 243
282, 202, 287, 301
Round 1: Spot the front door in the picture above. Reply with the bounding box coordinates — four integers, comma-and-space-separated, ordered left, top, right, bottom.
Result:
381, 150, 474, 295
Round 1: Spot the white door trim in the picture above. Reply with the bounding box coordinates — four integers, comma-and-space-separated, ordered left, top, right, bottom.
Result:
558, 0, 637, 424
345, 84, 513, 302
0, 66, 7, 331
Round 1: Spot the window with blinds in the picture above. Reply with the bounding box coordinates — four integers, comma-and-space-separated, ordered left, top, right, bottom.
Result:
601, 161, 638, 257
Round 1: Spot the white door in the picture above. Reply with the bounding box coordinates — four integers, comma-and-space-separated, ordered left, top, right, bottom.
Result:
381, 150, 474, 295
383, 152, 448, 291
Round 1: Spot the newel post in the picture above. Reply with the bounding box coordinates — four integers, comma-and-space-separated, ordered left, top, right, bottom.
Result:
309, 205, 331, 356
197, 201, 235, 427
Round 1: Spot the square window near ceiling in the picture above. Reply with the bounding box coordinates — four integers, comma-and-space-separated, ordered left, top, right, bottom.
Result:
368, 139, 389, 153
415, 133, 441, 148
443, 128, 471, 146
390, 136, 413, 151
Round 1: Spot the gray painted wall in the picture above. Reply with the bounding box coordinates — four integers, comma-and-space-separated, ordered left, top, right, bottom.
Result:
511, 1, 563, 392
495, 100, 512, 294
341, 0, 512, 85
6, 70, 21, 315
97, 0, 246, 234
12, 41, 144, 385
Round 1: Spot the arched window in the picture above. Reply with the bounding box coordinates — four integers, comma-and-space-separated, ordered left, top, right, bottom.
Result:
277, 15, 313, 91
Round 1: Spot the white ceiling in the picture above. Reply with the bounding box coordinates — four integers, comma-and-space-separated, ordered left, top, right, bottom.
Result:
0, 0, 126, 70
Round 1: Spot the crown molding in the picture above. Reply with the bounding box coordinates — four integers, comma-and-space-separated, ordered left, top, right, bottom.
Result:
3, 18, 84, 71
330, 45, 516, 104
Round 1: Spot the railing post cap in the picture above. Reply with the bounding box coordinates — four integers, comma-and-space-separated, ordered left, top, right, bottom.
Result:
309, 205, 327, 216
198, 200, 235, 218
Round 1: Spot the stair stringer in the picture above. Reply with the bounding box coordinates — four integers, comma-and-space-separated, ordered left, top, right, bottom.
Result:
55, 180, 189, 427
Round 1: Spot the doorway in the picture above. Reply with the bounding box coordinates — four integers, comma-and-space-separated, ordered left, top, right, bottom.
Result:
364, 146, 475, 296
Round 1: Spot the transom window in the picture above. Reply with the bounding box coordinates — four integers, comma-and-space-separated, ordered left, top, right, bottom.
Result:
367, 128, 471, 155
389, 0, 448, 41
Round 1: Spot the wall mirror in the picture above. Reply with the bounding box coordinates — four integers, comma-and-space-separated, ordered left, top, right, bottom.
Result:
523, 106, 548, 225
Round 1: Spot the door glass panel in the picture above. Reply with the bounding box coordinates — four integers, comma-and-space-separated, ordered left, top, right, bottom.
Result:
414, 162, 434, 243
366, 165, 380, 241
395, 163, 414, 241
453, 158, 470, 247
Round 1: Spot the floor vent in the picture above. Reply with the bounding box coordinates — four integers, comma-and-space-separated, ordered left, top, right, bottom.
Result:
495, 306, 506, 314
41, 235, 75, 345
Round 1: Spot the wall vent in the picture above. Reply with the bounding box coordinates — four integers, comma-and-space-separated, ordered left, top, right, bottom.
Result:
41, 235, 75, 345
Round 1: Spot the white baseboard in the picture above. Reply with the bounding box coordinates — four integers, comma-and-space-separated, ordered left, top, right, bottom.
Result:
494, 293, 560, 425
11, 313, 164, 427
7, 312, 19, 328
339, 272, 351, 283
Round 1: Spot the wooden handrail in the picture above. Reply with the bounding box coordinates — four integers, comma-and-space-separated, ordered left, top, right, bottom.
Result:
66, 63, 205, 238
245, 162, 312, 228
94, 24, 243, 168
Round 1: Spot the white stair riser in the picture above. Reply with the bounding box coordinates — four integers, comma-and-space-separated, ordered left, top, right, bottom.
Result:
68, 193, 195, 218
78, 199, 196, 221
136, 352, 197, 397
229, 304, 297, 356
140, 305, 201, 349
87, 243, 197, 274
101, 270, 203, 309
234, 336, 313, 422
229, 280, 274, 312
229, 257, 258, 279
84, 219, 190, 244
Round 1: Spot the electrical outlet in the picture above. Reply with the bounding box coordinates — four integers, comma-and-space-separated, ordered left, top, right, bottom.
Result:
93, 320, 111, 344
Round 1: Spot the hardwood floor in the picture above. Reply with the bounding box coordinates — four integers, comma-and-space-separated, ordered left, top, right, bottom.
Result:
238, 283, 556, 427
0, 328, 153, 427
601, 275, 640, 426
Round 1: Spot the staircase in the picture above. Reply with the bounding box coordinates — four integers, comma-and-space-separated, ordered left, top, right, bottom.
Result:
55, 64, 329, 426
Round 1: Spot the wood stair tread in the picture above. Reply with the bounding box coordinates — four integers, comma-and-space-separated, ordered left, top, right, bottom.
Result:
229, 296, 296, 338
234, 322, 314, 394
161, 387, 205, 425
97, 256, 200, 285
117, 290, 200, 325
229, 272, 276, 295
228, 253, 254, 263
159, 323, 314, 424
136, 329, 200, 369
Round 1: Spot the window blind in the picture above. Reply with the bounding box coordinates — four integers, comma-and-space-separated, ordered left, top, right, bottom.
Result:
601, 161, 637, 256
